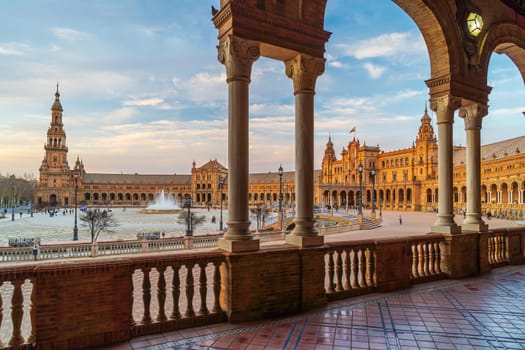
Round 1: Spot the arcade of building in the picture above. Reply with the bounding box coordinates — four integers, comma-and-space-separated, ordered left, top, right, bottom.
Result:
35, 89, 525, 221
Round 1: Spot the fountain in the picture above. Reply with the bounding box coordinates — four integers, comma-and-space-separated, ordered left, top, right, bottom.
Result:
141, 190, 183, 214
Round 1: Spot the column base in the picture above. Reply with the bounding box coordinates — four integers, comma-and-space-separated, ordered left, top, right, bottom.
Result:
462, 222, 488, 232
286, 234, 324, 248
218, 238, 260, 253
430, 224, 461, 234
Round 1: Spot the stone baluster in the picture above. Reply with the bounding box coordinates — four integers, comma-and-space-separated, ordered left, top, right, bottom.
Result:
488, 237, 494, 264
357, 249, 365, 287
428, 243, 435, 275
434, 242, 441, 273
0, 283, 3, 348
365, 248, 373, 287
9, 279, 25, 346
423, 244, 429, 276
198, 262, 209, 315
417, 244, 425, 276
142, 268, 152, 324
500, 236, 506, 262
350, 249, 358, 288
170, 264, 181, 319
342, 250, 350, 290
27, 279, 36, 344
335, 250, 343, 292
327, 251, 335, 293
157, 266, 167, 322
184, 264, 195, 317
212, 260, 222, 314
411, 245, 418, 278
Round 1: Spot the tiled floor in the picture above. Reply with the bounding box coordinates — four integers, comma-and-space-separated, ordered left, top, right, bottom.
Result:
103, 265, 525, 350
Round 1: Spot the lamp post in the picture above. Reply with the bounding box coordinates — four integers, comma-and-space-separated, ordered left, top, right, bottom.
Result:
219, 176, 224, 232
278, 164, 284, 232
403, 169, 408, 210
370, 166, 376, 221
73, 170, 79, 240
358, 163, 363, 223
10, 175, 15, 221
185, 196, 193, 236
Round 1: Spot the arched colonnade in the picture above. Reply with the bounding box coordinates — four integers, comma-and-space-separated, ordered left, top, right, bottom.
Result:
212, 0, 525, 252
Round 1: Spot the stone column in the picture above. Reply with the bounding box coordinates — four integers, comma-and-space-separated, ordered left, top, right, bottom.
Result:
459, 103, 488, 232
217, 35, 260, 252
285, 53, 325, 247
430, 95, 462, 234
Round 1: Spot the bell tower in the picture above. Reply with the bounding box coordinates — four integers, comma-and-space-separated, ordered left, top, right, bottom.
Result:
36, 84, 72, 208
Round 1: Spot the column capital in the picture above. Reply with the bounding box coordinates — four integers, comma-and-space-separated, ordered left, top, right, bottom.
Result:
217, 35, 260, 82
285, 54, 325, 94
458, 103, 488, 130
429, 95, 461, 124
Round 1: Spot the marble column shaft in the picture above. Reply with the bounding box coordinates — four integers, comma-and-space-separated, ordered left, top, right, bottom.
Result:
430, 95, 462, 234
285, 54, 324, 247
459, 103, 489, 232
217, 35, 260, 250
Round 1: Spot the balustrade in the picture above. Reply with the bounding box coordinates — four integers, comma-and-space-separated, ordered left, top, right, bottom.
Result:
488, 234, 508, 264
324, 243, 376, 296
410, 239, 443, 279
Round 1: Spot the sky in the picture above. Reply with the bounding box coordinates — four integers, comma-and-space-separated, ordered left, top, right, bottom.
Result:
0, 0, 524, 177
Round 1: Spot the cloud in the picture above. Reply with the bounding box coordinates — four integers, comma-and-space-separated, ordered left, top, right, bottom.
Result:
0, 42, 31, 56
51, 27, 90, 42
363, 62, 386, 79
123, 97, 164, 107
172, 71, 227, 106
336, 32, 426, 60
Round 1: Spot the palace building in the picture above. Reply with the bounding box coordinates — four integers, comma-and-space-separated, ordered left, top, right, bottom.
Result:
320, 107, 525, 219
35, 88, 525, 220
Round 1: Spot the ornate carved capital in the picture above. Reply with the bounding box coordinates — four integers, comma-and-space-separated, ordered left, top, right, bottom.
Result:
285, 54, 325, 94
429, 95, 461, 124
459, 103, 488, 130
217, 35, 260, 82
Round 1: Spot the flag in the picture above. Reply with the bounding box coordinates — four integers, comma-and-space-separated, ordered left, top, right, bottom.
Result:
349, 126, 356, 134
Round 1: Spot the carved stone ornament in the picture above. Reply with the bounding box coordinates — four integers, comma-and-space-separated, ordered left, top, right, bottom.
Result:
429, 95, 462, 124
285, 54, 325, 94
217, 35, 260, 82
459, 103, 488, 130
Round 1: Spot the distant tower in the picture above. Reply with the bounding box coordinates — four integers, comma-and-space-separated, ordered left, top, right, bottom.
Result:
35, 85, 73, 208
414, 105, 438, 180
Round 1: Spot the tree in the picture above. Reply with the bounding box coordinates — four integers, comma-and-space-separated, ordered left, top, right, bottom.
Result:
80, 209, 119, 243
177, 211, 206, 235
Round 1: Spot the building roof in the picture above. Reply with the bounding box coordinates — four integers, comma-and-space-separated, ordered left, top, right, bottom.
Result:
83, 173, 191, 185
197, 159, 227, 172
453, 135, 525, 165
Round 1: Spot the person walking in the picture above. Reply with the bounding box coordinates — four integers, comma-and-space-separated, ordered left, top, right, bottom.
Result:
399, 215, 403, 225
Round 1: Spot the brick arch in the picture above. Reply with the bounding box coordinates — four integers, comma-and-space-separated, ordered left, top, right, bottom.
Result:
479, 22, 525, 86
392, 0, 462, 79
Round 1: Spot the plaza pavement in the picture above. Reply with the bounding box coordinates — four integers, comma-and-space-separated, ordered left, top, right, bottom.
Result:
101, 211, 525, 350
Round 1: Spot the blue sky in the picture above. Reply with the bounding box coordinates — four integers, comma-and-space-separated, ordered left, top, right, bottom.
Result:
1, 0, 523, 177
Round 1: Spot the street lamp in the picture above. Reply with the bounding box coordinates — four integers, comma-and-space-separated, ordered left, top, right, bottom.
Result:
358, 163, 363, 217
10, 175, 15, 221
219, 176, 225, 231
370, 165, 376, 220
73, 170, 79, 241
185, 196, 193, 236
278, 164, 284, 231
